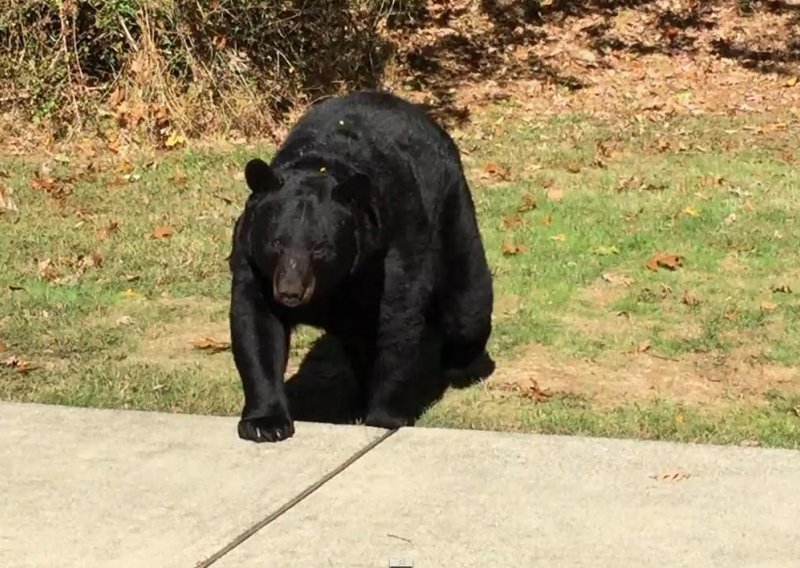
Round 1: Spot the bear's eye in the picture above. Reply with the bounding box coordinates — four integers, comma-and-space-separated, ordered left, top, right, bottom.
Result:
311, 243, 326, 257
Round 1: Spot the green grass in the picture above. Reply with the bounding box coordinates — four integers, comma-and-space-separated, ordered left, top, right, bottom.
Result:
1, 110, 799, 448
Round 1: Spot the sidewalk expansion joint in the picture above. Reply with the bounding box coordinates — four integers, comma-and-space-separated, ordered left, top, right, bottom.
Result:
197, 427, 398, 567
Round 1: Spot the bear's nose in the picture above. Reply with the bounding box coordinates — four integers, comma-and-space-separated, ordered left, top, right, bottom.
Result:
276, 289, 303, 307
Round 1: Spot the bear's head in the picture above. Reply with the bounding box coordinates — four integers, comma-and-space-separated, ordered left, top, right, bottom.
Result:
241, 158, 379, 308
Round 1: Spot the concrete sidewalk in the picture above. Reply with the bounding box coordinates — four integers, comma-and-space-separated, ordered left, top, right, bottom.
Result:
1, 402, 799, 567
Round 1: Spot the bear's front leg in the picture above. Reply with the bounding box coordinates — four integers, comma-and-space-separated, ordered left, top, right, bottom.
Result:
364, 251, 431, 430
230, 261, 294, 443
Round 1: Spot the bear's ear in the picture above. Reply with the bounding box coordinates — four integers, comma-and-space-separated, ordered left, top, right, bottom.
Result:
244, 158, 281, 193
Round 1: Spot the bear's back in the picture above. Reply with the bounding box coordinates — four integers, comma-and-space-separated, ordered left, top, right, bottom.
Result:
272, 91, 464, 219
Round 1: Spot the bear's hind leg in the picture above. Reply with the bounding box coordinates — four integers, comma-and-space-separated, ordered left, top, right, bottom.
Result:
439, 180, 494, 370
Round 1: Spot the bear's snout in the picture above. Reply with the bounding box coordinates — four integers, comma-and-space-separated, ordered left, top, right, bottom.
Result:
273, 252, 315, 308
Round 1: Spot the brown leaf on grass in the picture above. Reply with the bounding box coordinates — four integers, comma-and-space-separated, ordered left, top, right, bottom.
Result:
0, 186, 18, 213
540, 214, 553, 226
681, 290, 701, 306
650, 470, 691, 483
761, 301, 778, 312
517, 193, 537, 212
171, 168, 188, 186
546, 185, 565, 202
37, 259, 60, 282
97, 221, 119, 241
190, 337, 231, 353
3, 355, 35, 374
501, 214, 524, 229
108, 86, 125, 108
494, 378, 550, 402
601, 272, 634, 287
115, 160, 134, 175
501, 240, 526, 256
482, 161, 509, 180
616, 176, 666, 193
771, 284, 793, 294
77, 251, 104, 271
700, 175, 724, 187
723, 310, 738, 321
29, 176, 57, 192
0, 341, 6, 353
636, 340, 652, 353
151, 225, 175, 239
646, 253, 682, 272
30, 174, 71, 202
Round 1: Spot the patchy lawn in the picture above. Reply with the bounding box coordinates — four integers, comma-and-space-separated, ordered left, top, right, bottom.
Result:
1, 108, 799, 447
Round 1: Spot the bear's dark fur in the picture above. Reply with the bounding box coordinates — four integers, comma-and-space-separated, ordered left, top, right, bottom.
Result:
229, 91, 493, 442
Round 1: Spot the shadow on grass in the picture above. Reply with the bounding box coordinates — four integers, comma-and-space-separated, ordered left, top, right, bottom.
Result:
285, 330, 495, 425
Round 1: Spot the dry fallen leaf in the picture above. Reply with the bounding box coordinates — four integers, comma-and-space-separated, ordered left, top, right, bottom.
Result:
171, 168, 188, 186
0, 341, 6, 353
551, 233, 566, 241
191, 337, 231, 353
482, 161, 509, 181
517, 193, 537, 213
546, 185, 565, 202
601, 272, 634, 287
493, 378, 550, 402
97, 220, 119, 241
501, 214, 524, 229
77, 251, 104, 271
121, 289, 139, 300
650, 470, 691, 483
501, 240, 526, 256
723, 310, 738, 321
646, 253, 682, 271
164, 132, 187, 148
38, 259, 59, 282
108, 86, 125, 108
29, 176, 57, 192
771, 284, 792, 294
151, 225, 175, 239
540, 214, 553, 226
724, 213, 737, 226
3, 355, 35, 374
0, 185, 18, 213
681, 290, 701, 306
115, 316, 135, 326
682, 206, 700, 218
761, 301, 778, 312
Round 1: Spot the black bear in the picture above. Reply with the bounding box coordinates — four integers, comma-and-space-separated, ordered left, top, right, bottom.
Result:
229, 91, 493, 442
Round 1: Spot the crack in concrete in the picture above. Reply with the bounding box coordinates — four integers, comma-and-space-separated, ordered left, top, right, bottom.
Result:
197, 428, 398, 567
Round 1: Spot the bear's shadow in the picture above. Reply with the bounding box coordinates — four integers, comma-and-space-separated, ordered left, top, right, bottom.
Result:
285, 329, 495, 425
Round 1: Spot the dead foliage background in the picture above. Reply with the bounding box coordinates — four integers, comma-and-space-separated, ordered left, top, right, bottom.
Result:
1, 0, 799, 144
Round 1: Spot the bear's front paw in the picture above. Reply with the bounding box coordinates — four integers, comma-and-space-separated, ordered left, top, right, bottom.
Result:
238, 414, 295, 443
364, 407, 411, 430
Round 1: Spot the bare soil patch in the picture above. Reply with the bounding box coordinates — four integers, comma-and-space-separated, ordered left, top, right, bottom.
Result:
488, 343, 798, 407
